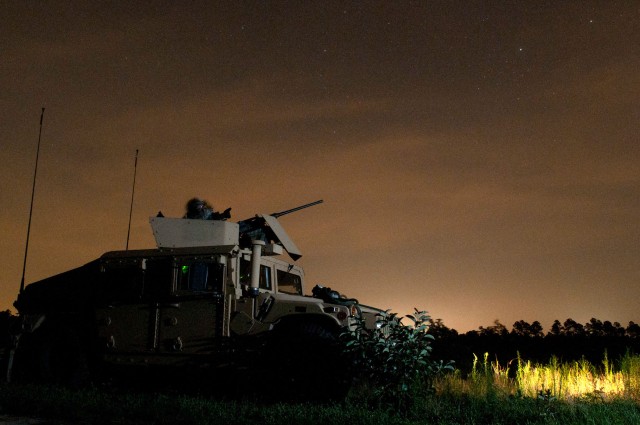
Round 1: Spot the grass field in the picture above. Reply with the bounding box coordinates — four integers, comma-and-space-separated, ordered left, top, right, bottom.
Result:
1, 354, 639, 425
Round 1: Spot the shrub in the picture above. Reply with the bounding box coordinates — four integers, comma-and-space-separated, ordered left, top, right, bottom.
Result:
340, 309, 454, 411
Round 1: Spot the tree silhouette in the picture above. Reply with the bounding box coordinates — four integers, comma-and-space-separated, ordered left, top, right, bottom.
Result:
427, 318, 458, 339
627, 322, 640, 338
511, 320, 543, 338
478, 319, 508, 337
562, 318, 585, 336
549, 319, 563, 336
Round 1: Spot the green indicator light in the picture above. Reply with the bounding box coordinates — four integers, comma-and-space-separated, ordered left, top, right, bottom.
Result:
181, 265, 189, 274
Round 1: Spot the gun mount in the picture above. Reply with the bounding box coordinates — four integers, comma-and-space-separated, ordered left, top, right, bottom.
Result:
237, 199, 323, 260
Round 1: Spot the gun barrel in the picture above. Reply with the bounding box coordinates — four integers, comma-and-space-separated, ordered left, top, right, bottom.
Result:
271, 199, 323, 218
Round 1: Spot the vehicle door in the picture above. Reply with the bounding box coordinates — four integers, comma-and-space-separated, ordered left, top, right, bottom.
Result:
157, 258, 225, 356
95, 258, 172, 355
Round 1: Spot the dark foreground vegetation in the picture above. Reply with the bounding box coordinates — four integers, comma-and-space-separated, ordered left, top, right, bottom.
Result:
2, 310, 640, 424
1, 381, 639, 425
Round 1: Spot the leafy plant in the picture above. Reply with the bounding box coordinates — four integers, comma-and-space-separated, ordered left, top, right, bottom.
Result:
340, 309, 454, 411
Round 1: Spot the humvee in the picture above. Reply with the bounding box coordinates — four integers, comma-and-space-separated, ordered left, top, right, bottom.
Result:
7, 201, 382, 396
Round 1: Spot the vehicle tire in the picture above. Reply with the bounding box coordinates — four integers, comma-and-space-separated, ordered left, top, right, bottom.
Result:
265, 320, 349, 401
37, 326, 91, 388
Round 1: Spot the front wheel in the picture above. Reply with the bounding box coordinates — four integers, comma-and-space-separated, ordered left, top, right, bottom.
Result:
264, 320, 349, 401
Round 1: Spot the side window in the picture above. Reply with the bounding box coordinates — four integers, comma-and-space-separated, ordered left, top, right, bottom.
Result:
259, 265, 272, 290
100, 259, 175, 303
240, 258, 251, 286
143, 259, 173, 300
239, 259, 273, 291
277, 270, 302, 295
175, 260, 225, 293
100, 264, 143, 304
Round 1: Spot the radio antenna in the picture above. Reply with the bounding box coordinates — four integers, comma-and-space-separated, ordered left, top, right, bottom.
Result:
126, 149, 139, 250
20, 107, 45, 294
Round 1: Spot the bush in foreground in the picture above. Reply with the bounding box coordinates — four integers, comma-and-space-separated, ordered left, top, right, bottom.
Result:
340, 309, 454, 411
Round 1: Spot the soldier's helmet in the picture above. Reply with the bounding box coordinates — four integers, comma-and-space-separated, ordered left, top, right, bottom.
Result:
185, 197, 213, 219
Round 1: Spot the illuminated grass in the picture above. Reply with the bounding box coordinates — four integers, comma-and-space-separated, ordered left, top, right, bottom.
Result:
435, 352, 640, 402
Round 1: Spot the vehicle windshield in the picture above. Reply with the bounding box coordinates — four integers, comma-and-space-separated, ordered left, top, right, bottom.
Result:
277, 270, 302, 295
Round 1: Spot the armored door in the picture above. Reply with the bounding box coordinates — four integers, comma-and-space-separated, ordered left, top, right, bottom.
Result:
158, 260, 225, 358
96, 258, 174, 359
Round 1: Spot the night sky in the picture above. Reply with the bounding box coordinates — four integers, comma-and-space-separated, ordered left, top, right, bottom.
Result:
2, 2, 638, 332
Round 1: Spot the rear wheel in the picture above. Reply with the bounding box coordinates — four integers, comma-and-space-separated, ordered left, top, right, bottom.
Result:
36, 326, 91, 387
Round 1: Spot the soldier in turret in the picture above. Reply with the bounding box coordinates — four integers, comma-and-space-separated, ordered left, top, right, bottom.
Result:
184, 197, 214, 219
184, 197, 231, 220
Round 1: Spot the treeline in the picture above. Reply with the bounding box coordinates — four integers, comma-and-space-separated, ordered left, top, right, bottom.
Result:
428, 318, 640, 374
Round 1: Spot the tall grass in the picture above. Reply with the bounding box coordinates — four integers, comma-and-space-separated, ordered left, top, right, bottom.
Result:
436, 351, 640, 403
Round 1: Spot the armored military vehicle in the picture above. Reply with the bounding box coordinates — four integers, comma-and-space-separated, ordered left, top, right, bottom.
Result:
8, 201, 382, 396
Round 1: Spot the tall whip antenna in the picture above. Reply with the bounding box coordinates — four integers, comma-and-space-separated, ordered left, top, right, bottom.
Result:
20, 107, 45, 293
126, 149, 139, 250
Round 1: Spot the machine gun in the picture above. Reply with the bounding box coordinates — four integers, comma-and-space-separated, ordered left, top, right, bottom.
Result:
239, 199, 323, 234
238, 200, 323, 260
270, 199, 323, 218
